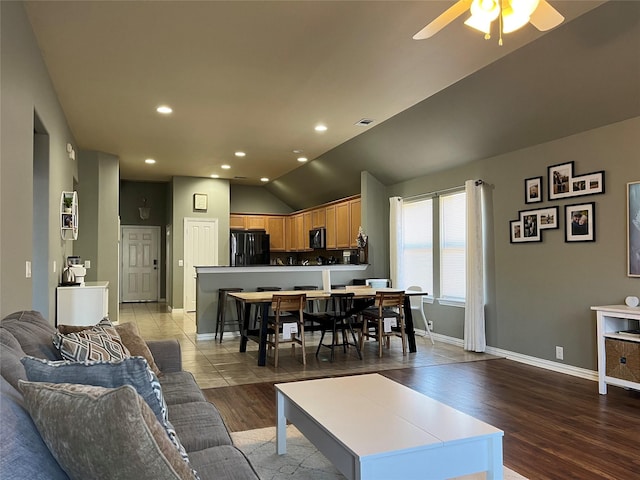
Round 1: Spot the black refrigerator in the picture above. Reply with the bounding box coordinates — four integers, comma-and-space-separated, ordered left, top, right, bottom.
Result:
230, 230, 270, 266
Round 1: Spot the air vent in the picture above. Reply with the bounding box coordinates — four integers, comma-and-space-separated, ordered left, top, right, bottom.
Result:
234, 176, 247, 179
354, 118, 375, 127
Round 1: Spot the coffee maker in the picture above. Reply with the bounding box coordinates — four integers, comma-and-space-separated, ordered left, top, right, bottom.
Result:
65, 256, 86, 286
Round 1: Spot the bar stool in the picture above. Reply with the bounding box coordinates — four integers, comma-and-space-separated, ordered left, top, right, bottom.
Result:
252, 287, 282, 329
216, 288, 244, 343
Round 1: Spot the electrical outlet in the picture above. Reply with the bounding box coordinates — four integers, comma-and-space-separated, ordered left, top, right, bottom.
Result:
556, 346, 564, 360
427, 320, 434, 330
84, 260, 91, 268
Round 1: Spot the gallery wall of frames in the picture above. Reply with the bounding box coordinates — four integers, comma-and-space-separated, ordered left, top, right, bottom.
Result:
510, 161, 639, 278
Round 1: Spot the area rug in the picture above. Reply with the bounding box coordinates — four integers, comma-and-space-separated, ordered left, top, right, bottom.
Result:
231, 425, 527, 480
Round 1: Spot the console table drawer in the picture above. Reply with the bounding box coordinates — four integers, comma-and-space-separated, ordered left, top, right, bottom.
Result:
605, 338, 640, 383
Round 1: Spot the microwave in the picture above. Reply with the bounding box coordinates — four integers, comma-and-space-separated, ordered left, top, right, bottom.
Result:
309, 228, 326, 249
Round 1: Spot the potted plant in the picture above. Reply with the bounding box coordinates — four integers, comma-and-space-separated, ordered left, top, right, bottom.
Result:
63, 195, 73, 213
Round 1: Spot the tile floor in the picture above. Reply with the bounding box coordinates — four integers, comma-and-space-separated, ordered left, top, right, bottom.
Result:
119, 302, 496, 389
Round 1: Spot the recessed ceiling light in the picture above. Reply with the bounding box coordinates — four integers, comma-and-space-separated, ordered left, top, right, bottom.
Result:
314, 124, 328, 132
293, 149, 303, 154
145, 158, 156, 164
260, 177, 269, 182
156, 105, 172, 114
234, 151, 246, 157
210, 174, 219, 178
297, 157, 308, 162
221, 164, 231, 169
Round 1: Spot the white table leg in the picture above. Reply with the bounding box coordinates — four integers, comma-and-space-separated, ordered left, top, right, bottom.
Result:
486, 436, 504, 480
276, 390, 287, 454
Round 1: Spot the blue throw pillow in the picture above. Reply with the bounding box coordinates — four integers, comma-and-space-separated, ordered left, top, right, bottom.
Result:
0, 376, 69, 479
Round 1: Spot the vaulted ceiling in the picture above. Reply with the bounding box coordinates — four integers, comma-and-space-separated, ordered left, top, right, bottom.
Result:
25, 1, 639, 209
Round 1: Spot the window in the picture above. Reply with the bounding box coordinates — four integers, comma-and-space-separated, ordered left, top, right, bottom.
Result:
401, 199, 433, 295
440, 192, 466, 303
400, 190, 466, 306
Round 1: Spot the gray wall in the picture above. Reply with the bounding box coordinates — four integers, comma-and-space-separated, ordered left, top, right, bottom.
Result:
230, 185, 294, 214
1, 1, 78, 322
75, 150, 120, 321
170, 176, 230, 309
387, 117, 640, 370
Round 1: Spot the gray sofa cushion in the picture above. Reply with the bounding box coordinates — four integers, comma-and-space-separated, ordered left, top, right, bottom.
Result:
19, 381, 198, 480
0, 377, 69, 480
168, 401, 232, 452
0, 311, 61, 360
188, 446, 259, 480
160, 371, 206, 405
0, 329, 27, 390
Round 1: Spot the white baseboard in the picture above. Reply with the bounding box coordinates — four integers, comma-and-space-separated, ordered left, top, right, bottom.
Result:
196, 330, 241, 342
168, 307, 183, 314
196, 333, 216, 341
415, 330, 598, 382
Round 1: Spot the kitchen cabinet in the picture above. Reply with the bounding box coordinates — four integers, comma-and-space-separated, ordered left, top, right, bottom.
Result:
303, 212, 312, 250
325, 205, 337, 249
266, 216, 286, 252
230, 215, 246, 230
312, 208, 326, 228
294, 214, 305, 251
230, 194, 359, 253
349, 198, 361, 248
245, 215, 266, 230
56, 281, 109, 326
285, 216, 295, 252
335, 201, 351, 249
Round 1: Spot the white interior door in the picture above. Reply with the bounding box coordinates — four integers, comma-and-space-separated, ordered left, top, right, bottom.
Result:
121, 226, 160, 302
184, 218, 218, 312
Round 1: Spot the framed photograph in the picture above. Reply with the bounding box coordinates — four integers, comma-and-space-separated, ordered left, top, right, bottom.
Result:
524, 176, 543, 203
193, 193, 208, 211
628, 181, 640, 277
510, 216, 541, 243
565, 202, 595, 242
548, 161, 605, 200
521, 206, 559, 230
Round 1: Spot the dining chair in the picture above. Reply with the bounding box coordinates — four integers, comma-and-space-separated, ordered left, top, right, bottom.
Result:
359, 291, 406, 357
266, 294, 307, 367
407, 286, 434, 345
307, 292, 362, 362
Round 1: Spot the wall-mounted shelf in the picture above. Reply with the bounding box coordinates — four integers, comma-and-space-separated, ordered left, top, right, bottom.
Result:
60, 191, 78, 240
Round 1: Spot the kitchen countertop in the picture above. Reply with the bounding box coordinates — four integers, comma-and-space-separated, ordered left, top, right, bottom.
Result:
195, 264, 368, 274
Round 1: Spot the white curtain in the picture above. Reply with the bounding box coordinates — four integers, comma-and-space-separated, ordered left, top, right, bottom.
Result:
464, 180, 486, 352
389, 197, 404, 289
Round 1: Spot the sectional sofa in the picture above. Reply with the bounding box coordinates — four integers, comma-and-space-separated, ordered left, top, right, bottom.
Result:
0, 310, 259, 480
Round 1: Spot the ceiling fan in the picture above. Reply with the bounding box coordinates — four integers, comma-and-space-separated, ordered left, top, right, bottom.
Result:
413, 0, 564, 45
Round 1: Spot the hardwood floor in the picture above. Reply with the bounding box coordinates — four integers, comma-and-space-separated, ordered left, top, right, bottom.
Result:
203, 359, 640, 480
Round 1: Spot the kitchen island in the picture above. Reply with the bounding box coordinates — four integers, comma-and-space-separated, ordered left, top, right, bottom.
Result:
195, 264, 371, 336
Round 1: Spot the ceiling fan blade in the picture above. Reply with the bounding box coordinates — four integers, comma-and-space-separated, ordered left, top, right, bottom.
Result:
530, 0, 564, 31
413, 0, 472, 40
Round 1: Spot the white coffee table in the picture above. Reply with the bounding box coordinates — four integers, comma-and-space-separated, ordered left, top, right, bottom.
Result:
275, 374, 504, 480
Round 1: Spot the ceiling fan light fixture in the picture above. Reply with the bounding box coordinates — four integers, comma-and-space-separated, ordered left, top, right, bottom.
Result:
469, 0, 500, 23
464, 14, 492, 34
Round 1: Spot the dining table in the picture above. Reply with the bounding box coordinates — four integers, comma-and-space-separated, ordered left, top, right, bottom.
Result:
229, 287, 426, 366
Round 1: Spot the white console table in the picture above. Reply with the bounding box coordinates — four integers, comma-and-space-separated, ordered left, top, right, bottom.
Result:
591, 305, 640, 395
56, 281, 109, 326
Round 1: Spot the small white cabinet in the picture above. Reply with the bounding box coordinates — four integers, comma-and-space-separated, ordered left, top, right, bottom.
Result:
56, 281, 109, 326
591, 305, 640, 394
